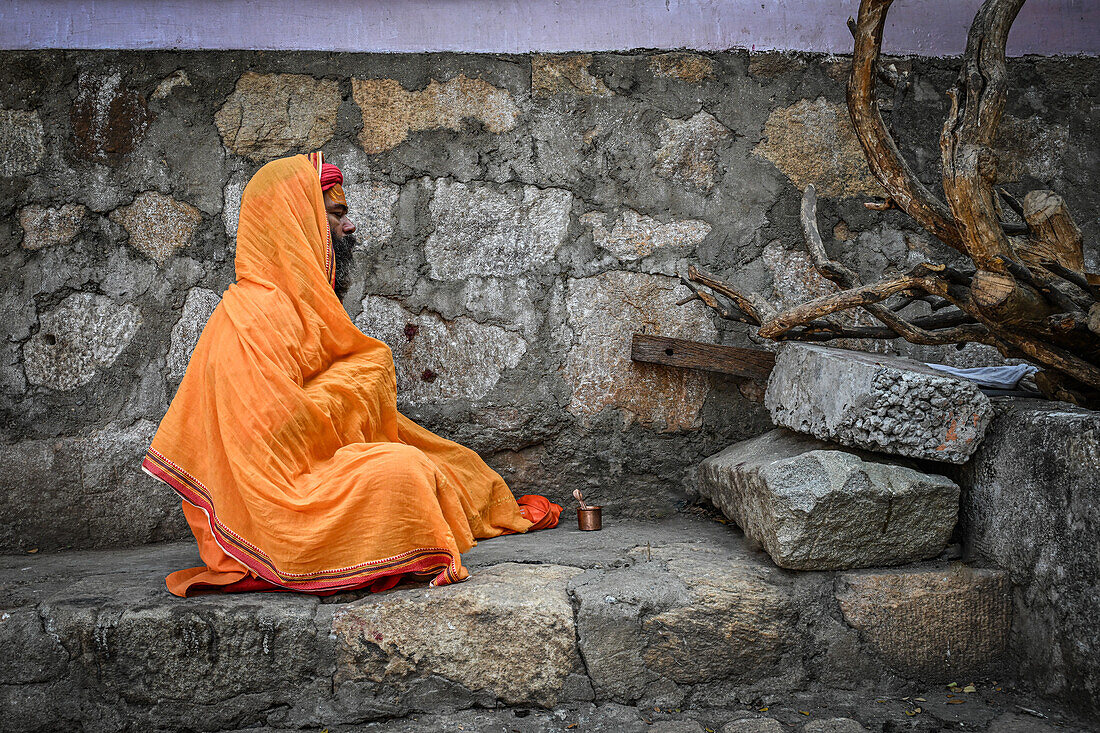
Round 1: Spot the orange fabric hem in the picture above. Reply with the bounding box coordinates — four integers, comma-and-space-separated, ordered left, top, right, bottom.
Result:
144, 452, 466, 597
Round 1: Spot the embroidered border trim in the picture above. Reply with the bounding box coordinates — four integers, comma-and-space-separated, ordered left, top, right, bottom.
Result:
142, 447, 463, 591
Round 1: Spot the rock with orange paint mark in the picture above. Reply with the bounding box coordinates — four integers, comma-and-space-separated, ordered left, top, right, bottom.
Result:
765, 344, 993, 464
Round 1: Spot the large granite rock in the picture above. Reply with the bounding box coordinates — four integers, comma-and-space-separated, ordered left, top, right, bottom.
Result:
699, 429, 959, 570
960, 399, 1100, 714
765, 343, 993, 463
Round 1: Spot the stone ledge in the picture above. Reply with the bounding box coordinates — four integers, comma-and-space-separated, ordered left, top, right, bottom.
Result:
0, 517, 1015, 732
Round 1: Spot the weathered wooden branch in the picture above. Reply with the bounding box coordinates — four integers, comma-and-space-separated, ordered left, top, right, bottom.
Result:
676, 0, 1099, 406
848, 0, 966, 252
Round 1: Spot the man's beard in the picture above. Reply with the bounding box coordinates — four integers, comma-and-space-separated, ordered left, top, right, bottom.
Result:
333, 233, 356, 301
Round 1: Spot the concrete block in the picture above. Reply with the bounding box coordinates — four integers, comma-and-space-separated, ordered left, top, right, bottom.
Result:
835, 566, 1012, 679
699, 429, 959, 570
765, 343, 993, 464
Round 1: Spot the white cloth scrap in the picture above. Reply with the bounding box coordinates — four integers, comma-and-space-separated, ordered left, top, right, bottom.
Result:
924, 362, 1039, 389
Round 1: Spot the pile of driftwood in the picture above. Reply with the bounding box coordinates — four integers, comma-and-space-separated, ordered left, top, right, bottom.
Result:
680, 0, 1099, 407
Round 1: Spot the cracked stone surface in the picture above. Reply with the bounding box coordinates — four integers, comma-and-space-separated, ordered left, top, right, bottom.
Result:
214, 72, 341, 160
355, 295, 526, 405
18, 204, 86, 251
110, 191, 203, 264
532, 55, 612, 97
698, 429, 959, 570
654, 111, 731, 190
754, 97, 883, 199
424, 179, 572, 280
353, 74, 520, 153
765, 343, 994, 463
22, 293, 142, 391
564, 271, 716, 430
0, 108, 44, 177
166, 287, 220, 379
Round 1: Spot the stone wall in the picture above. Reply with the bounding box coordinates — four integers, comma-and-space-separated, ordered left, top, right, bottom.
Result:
960, 399, 1100, 715
1, 50, 1097, 551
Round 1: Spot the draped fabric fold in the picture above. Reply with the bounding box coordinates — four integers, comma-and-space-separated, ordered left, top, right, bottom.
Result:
142, 154, 559, 598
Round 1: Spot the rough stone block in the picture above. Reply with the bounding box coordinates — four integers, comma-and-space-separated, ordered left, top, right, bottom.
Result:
960, 399, 1100, 713
167, 287, 221, 379
215, 72, 341, 160
573, 545, 797, 704
332, 563, 583, 707
0, 108, 45, 177
110, 191, 203, 264
835, 566, 1011, 678
699, 429, 959, 570
581, 208, 710, 273
532, 54, 612, 97
563, 271, 716, 430
0, 420, 188, 552
765, 343, 993, 463
649, 53, 714, 82
654, 111, 730, 190
22, 293, 142, 391
352, 74, 519, 153
424, 179, 571, 280
754, 97, 882, 198
18, 204, 86, 251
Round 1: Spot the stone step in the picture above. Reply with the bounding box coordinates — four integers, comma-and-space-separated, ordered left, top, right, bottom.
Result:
698, 429, 959, 570
0, 516, 1018, 732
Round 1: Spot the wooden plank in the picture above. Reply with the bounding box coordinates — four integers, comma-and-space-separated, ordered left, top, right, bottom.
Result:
630, 334, 775, 380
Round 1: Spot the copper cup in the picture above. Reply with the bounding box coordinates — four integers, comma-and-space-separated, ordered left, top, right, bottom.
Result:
577, 506, 602, 531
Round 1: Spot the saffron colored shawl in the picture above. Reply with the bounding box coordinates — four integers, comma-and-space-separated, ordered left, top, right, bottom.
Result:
143, 154, 559, 597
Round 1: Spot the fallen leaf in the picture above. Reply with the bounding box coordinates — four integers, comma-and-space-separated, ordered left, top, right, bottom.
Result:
948, 699, 965, 705
947, 682, 958, 688
799, 711, 809, 716
914, 707, 922, 714
915, 697, 926, 702
27, 548, 38, 554
963, 685, 977, 693
905, 711, 915, 717
758, 707, 769, 712
566, 725, 577, 730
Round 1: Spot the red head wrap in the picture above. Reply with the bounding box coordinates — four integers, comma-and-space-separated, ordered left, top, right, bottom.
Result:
320, 163, 345, 206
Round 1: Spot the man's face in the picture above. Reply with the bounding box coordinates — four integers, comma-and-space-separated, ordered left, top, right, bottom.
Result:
323, 189, 356, 243
324, 188, 357, 301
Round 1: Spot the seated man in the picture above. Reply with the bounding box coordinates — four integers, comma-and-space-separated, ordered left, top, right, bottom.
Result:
143, 153, 560, 597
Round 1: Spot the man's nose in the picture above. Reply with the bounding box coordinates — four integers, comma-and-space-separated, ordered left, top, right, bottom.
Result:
343, 217, 356, 234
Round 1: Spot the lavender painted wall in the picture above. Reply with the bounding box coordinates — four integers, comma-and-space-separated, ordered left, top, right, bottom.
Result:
2, 0, 1097, 55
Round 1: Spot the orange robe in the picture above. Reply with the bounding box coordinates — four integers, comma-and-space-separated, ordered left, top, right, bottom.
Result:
143, 153, 559, 597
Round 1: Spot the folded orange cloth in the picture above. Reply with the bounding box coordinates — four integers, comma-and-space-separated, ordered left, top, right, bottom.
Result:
143, 152, 558, 598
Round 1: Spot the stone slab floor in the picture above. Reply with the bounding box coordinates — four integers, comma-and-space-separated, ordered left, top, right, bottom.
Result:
0, 515, 1092, 732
